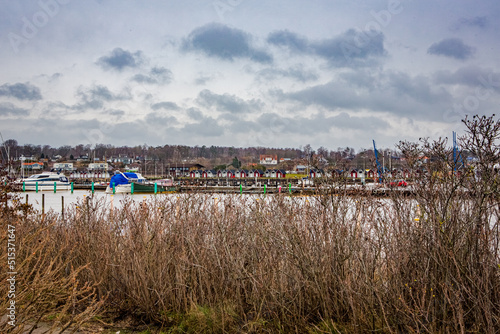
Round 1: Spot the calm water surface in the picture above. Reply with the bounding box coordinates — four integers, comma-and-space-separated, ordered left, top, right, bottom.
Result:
12, 190, 170, 213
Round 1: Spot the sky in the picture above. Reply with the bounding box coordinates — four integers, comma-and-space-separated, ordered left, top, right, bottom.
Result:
0, 0, 499, 152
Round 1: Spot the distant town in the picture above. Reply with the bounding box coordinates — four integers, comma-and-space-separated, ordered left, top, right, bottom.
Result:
1, 139, 476, 180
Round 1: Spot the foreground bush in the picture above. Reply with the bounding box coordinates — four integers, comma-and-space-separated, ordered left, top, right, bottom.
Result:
0, 115, 499, 333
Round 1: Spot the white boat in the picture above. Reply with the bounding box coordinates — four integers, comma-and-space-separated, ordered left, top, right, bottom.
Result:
17, 172, 71, 191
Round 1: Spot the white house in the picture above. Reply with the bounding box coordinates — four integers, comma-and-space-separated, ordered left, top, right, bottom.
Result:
53, 162, 74, 171
88, 163, 109, 171
22, 162, 43, 170
260, 154, 278, 165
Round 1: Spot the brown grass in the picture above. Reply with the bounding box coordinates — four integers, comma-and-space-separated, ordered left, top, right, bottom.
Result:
0, 115, 499, 333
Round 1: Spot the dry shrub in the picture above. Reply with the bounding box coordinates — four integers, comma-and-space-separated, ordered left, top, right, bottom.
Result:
0, 202, 105, 333
0, 115, 498, 333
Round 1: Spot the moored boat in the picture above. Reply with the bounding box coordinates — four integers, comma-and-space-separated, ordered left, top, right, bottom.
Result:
17, 172, 71, 191
105, 172, 176, 194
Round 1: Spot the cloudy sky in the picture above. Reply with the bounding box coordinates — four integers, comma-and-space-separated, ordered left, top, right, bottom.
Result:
0, 0, 499, 151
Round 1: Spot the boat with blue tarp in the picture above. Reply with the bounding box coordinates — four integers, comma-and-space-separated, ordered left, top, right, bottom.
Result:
105, 172, 176, 194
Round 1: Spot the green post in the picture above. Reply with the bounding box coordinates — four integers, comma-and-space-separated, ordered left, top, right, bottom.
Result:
54, 181, 57, 193
113, 182, 116, 194
289, 183, 292, 194
71, 182, 74, 194
23, 182, 25, 192
154, 182, 157, 194
36, 181, 38, 193
91, 181, 95, 194
240, 183, 243, 194
131, 182, 134, 194
264, 184, 267, 194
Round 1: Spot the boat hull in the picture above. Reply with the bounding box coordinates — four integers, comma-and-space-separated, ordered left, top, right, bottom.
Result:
132, 183, 176, 193
105, 184, 131, 194
105, 183, 176, 194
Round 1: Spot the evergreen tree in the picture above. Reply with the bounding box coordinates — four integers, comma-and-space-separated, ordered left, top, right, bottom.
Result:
231, 156, 241, 168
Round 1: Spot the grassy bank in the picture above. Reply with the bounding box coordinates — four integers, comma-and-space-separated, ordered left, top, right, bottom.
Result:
1, 116, 499, 333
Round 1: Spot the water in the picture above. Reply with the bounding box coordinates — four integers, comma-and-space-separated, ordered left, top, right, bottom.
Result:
11, 190, 311, 215
11, 190, 174, 213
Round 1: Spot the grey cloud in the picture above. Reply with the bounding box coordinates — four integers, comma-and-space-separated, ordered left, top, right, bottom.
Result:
257, 66, 319, 82
427, 38, 475, 60
182, 117, 224, 137
0, 102, 29, 116
331, 112, 389, 131
37, 73, 62, 82
96, 48, 144, 71
196, 89, 264, 114
51, 73, 63, 80
387, 72, 448, 104
433, 66, 500, 92
225, 119, 259, 134
248, 112, 389, 135
132, 67, 172, 84
194, 75, 214, 85
75, 85, 126, 110
187, 108, 203, 119
102, 121, 166, 145
0, 82, 42, 101
267, 29, 386, 67
452, 16, 488, 30
165, 107, 226, 137
275, 70, 452, 120
183, 23, 272, 64
339, 70, 378, 90
312, 29, 385, 66
132, 74, 157, 84
41, 101, 72, 118
5, 117, 103, 146
277, 81, 359, 111
145, 112, 178, 125
267, 30, 309, 52
151, 101, 180, 111
108, 109, 125, 117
